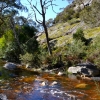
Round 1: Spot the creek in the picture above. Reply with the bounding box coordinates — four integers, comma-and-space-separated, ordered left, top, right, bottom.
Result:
0, 61, 100, 100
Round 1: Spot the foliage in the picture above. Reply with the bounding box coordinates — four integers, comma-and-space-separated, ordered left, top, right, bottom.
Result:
86, 35, 100, 68
0, 24, 38, 62
63, 40, 86, 66
54, 5, 80, 23
73, 28, 87, 44
18, 25, 38, 54
68, 18, 80, 25
0, 29, 15, 59
20, 52, 41, 68
4, 42, 21, 62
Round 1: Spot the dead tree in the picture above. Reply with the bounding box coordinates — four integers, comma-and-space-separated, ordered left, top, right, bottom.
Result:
27, 0, 58, 55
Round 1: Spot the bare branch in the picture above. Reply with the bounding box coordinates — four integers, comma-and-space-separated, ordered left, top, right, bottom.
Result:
27, 0, 42, 15
32, 8, 42, 24
44, 0, 58, 14
51, 2, 58, 14
27, 0, 42, 24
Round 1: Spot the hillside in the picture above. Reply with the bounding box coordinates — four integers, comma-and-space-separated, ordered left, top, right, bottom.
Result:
35, 0, 100, 68
1, 0, 100, 69
37, 19, 100, 48
37, 0, 100, 50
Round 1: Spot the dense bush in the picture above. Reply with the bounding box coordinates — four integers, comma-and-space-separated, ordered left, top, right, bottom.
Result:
20, 52, 41, 68
73, 28, 88, 45
73, 28, 85, 41
68, 18, 80, 25
0, 24, 38, 62
63, 40, 86, 66
86, 35, 100, 68
54, 7, 79, 23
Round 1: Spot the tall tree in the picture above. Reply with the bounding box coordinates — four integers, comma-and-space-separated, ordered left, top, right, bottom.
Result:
27, 0, 58, 55
0, 0, 27, 26
0, 0, 28, 54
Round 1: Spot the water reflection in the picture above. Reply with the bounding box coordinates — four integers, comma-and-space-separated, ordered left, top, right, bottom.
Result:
16, 76, 88, 100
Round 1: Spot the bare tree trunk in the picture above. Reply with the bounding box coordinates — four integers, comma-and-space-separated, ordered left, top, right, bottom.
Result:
27, 0, 53, 55
40, 0, 52, 55
43, 23, 52, 55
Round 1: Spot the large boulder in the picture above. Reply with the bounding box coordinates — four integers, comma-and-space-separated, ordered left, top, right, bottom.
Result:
3, 62, 18, 70
67, 67, 78, 74
68, 62, 100, 77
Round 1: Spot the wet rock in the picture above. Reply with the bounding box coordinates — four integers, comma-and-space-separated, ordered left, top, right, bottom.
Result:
67, 67, 78, 74
50, 81, 60, 86
25, 64, 32, 69
3, 62, 18, 70
50, 81, 58, 86
40, 81, 48, 86
68, 62, 100, 77
57, 72, 64, 76
75, 83, 90, 89
68, 74, 77, 80
0, 94, 8, 100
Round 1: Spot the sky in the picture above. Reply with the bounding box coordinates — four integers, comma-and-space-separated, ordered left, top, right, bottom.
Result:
20, 0, 69, 21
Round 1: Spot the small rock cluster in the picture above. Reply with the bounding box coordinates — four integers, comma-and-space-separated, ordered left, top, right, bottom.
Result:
68, 62, 100, 77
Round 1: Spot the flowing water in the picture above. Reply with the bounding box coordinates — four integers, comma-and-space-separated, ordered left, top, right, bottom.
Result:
0, 61, 100, 100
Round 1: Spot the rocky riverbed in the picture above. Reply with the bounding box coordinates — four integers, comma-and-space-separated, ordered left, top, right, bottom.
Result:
0, 62, 100, 100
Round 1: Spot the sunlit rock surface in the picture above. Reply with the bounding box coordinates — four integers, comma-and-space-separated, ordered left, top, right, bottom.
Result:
68, 62, 100, 76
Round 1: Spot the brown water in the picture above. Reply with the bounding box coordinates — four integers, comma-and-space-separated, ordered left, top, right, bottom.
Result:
0, 62, 100, 100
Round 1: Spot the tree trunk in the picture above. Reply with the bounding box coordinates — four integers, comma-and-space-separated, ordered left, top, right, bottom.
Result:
43, 23, 52, 55
40, 0, 52, 55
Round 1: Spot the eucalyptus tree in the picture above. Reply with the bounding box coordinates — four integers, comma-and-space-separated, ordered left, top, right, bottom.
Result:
0, 0, 27, 26
27, 0, 75, 55
0, 0, 27, 51
0, 0, 29, 62
27, 0, 59, 55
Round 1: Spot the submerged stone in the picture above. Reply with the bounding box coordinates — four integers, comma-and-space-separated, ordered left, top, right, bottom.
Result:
75, 83, 90, 89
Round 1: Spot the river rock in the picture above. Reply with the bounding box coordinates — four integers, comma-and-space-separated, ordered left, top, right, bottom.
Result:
75, 83, 90, 89
68, 67, 78, 74
68, 62, 100, 77
50, 81, 58, 86
0, 94, 7, 100
57, 72, 64, 76
40, 81, 48, 86
3, 62, 18, 70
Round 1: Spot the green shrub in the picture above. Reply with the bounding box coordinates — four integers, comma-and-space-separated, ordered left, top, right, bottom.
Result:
86, 35, 100, 68
73, 28, 87, 45
68, 18, 80, 25
63, 40, 86, 66
20, 52, 41, 68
